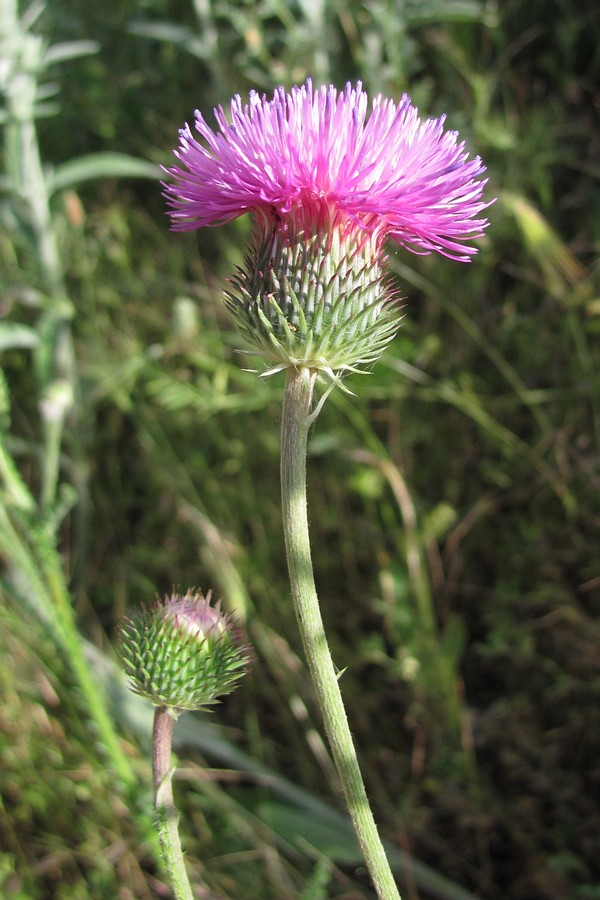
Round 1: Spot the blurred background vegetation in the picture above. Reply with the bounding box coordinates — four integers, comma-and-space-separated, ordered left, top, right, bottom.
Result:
1, 0, 599, 897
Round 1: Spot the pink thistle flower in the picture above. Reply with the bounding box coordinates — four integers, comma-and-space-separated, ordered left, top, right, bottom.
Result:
165, 79, 489, 262
164, 80, 491, 379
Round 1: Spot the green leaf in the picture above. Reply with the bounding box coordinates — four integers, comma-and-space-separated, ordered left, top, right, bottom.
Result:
253, 799, 362, 863
48, 153, 161, 194
43, 40, 99, 66
406, 0, 486, 24
129, 21, 208, 59
0, 323, 39, 351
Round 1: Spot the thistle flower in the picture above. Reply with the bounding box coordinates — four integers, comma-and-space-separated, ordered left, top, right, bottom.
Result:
118, 591, 251, 713
165, 79, 491, 378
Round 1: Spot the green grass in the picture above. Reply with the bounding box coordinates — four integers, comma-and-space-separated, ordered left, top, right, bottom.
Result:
1, 0, 599, 897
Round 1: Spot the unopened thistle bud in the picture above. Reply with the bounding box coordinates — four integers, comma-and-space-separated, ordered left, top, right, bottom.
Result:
118, 591, 251, 713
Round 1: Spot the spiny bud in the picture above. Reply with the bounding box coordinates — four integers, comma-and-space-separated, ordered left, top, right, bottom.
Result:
118, 590, 252, 713
225, 205, 400, 379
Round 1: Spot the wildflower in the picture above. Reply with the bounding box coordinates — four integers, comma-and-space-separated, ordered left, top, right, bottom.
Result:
118, 591, 251, 713
165, 80, 490, 378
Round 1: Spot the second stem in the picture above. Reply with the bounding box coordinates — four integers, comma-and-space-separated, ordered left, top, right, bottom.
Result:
280, 366, 401, 900
153, 707, 194, 900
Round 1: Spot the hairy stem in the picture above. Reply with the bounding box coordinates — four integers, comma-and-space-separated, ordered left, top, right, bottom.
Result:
280, 366, 401, 900
153, 707, 194, 900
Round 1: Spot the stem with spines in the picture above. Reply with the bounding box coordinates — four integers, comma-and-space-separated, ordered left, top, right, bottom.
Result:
280, 365, 401, 900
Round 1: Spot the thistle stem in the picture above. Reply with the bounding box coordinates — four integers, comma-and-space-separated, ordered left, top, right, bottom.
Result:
152, 707, 194, 900
280, 366, 401, 900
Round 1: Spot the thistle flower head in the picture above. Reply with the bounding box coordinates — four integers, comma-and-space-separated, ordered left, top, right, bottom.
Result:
118, 590, 251, 713
164, 79, 491, 378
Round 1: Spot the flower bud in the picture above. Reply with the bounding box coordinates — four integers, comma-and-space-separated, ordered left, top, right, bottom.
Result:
118, 591, 251, 713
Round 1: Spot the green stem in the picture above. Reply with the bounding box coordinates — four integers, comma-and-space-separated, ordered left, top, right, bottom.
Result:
2, 0, 84, 527
152, 707, 194, 900
47, 563, 136, 789
280, 366, 401, 900
0, 0, 128, 787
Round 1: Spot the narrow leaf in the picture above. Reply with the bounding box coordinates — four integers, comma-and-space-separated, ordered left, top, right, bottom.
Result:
49, 153, 161, 193
43, 40, 99, 66
0, 323, 39, 351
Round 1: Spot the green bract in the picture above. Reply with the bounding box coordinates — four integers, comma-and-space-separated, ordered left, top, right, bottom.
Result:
226, 208, 400, 381
118, 591, 251, 712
